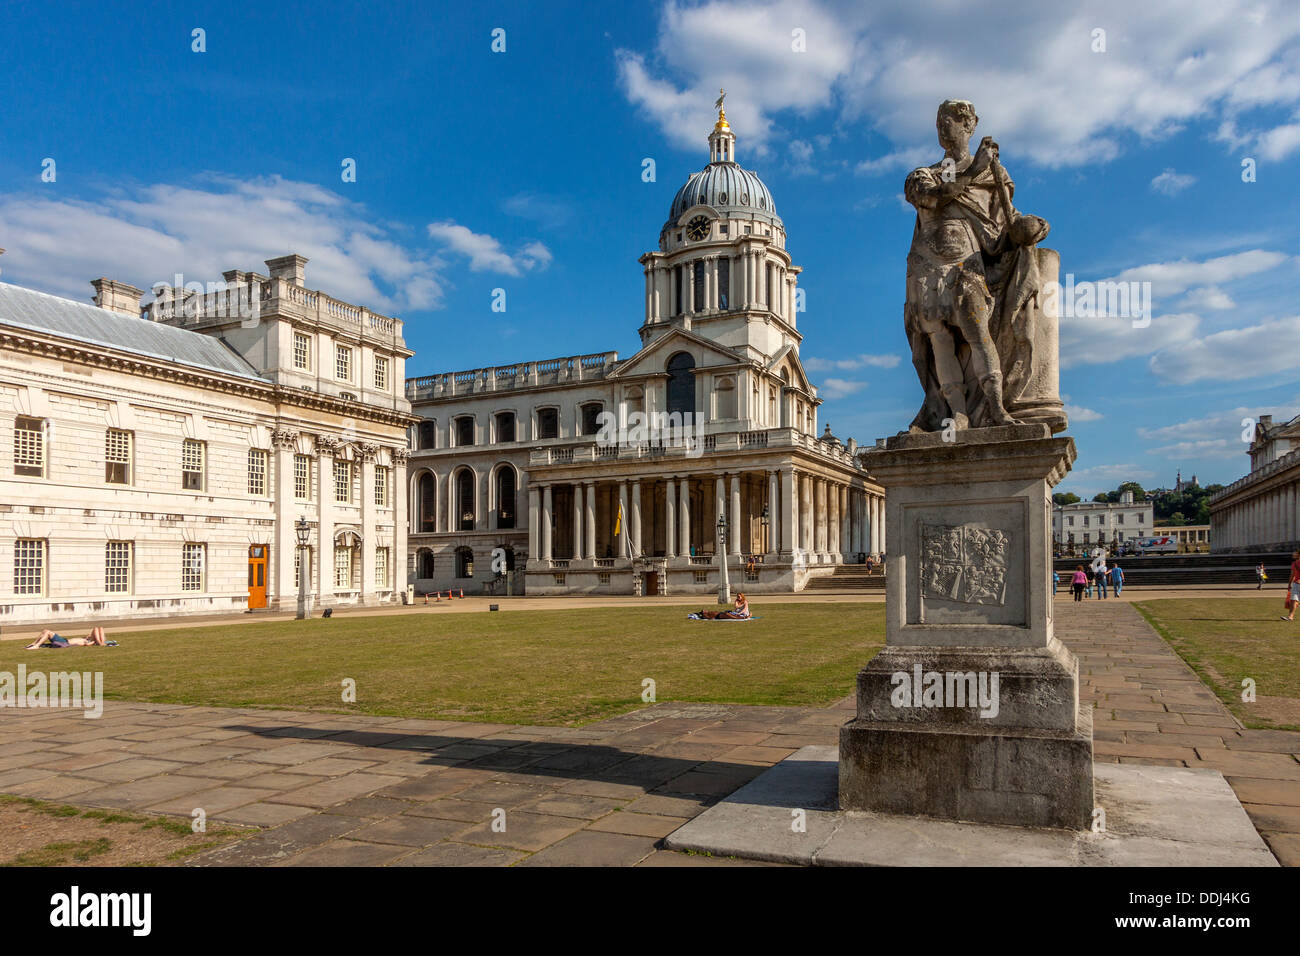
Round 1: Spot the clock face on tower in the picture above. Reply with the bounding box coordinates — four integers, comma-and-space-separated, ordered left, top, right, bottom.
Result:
686, 215, 710, 241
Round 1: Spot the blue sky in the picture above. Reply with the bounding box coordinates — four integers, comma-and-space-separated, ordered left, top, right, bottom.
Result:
2, 0, 1299, 496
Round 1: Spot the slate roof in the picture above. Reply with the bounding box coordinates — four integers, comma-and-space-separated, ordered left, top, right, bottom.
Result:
0, 281, 265, 382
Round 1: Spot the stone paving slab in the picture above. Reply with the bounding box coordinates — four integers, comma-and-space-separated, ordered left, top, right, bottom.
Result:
665, 747, 1278, 866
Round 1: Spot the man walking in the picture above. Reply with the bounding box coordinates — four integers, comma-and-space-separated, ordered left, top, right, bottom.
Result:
1110, 563, 1124, 598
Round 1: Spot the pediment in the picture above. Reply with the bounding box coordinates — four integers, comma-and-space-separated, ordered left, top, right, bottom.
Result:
611, 327, 745, 380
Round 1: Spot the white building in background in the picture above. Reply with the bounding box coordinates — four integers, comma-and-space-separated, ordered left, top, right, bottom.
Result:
1052, 490, 1153, 552
405, 104, 884, 596
1211, 413, 1300, 552
0, 254, 413, 625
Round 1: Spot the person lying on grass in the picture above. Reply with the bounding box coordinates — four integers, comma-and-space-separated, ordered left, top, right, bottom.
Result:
692, 593, 751, 620
25, 627, 108, 649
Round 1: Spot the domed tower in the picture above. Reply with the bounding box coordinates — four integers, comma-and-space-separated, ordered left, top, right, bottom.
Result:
638, 92, 802, 360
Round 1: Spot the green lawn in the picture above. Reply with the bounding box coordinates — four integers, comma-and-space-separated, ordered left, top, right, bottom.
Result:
0, 604, 884, 726
1135, 598, 1300, 731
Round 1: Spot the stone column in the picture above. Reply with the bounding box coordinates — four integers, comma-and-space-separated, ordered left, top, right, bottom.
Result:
618, 483, 630, 559
541, 485, 553, 562
631, 480, 643, 557
679, 478, 692, 558
585, 483, 596, 560
800, 473, 813, 554
272, 430, 297, 608
393, 449, 409, 593
814, 479, 826, 558
768, 470, 780, 557
730, 474, 742, 557
839, 485, 850, 561
316, 436, 338, 603
572, 482, 583, 560
665, 477, 677, 558
360, 445, 377, 602
715, 476, 726, 554
782, 467, 797, 558
528, 486, 540, 565
828, 482, 840, 560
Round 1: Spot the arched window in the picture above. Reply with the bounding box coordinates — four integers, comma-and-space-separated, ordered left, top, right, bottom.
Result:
456, 470, 475, 531
455, 546, 474, 579
496, 467, 517, 529
717, 258, 730, 309
418, 421, 436, 450
580, 402, 604, 436
666, 353, 696, 418
417, 549, 434, 579
418, 473, 436, 532
715, 375, 737, 419
692, 261, 705, 312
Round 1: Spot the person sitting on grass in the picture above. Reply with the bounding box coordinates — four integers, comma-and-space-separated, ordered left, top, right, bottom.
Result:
25, 627, 108, 649
694, 593, 751, 620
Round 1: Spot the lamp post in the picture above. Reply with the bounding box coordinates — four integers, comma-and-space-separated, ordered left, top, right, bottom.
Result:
760, 504, 770, 555
295, 516, 311, 620
716, 513, 731, 605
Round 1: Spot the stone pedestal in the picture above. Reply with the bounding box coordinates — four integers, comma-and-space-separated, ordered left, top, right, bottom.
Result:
841, 424, 1094, 830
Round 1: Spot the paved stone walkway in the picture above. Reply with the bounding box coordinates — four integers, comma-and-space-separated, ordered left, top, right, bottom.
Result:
0, 601, 1294, 865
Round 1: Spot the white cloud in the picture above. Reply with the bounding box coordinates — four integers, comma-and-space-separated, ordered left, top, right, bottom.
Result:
855, 146, 935, 178
426, 222, 552, 276
0, 176, 444, 313
615, 0, 854, 154
1149, 314, 1300, 381
805, 353, 902, 372
1145, 438, 1243, 460
1180, 285, 1235, 310
1138, 400, 1300, 442
819, 378, 868, 399
1058, 462, 1158, 496
1059, 311, 1200, 369
788, 139, 816, 175
1065, 404, 1103, 422
1106, 249, 1290, 300
1150, 168, 1196, 195
619, 1, 1300, 169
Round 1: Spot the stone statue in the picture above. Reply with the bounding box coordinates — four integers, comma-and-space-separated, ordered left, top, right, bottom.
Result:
903, 99, 1065, 433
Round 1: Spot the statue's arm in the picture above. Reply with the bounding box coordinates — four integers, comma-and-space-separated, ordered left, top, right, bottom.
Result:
904, 167, 942, 209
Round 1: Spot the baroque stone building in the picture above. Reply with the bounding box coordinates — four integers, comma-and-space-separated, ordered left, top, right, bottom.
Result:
1211, 413, 1300, 552
406, 106, 884, 595
0, 254, 413, 624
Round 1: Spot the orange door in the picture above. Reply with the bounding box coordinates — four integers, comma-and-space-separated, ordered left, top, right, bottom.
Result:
248, 545, 268, 609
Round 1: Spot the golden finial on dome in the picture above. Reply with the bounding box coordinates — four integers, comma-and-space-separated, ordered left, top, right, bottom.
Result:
714, 88, 729, 130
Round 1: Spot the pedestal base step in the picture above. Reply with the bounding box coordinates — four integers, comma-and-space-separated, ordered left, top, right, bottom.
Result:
663, 747, 1277, 867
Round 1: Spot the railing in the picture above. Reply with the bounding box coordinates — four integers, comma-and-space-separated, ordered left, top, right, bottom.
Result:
595, 558, 615, 568
740, 430, 769, 447
689, 555, 714, 566
1211, 446, 1300, 504
405, 350, 619, 400
550, 448, 573, 463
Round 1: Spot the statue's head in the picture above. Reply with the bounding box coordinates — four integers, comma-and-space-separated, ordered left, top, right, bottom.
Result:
936, 99, 978, 150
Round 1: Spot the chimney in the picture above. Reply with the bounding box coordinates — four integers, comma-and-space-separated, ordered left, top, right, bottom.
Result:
91, 278, 145, 317
265, 254, 308, 286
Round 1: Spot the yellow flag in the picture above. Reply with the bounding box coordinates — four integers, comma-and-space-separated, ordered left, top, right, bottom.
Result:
614, 501, 624, 537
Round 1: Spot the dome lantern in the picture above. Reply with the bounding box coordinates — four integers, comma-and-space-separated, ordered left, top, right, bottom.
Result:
709, 88, 736, 163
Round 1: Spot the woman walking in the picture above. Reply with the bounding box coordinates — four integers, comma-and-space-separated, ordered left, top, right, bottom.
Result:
1283, 551, 1300, 621
1071, 565, 1087, 603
